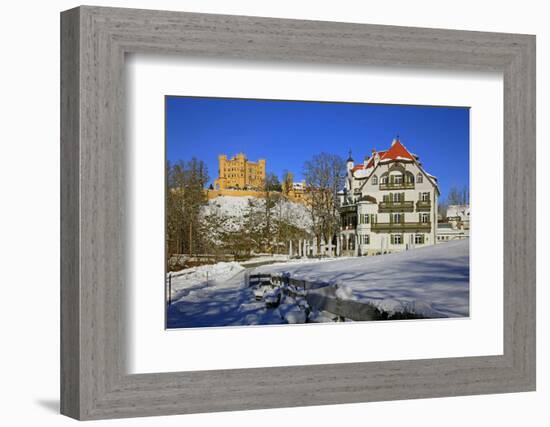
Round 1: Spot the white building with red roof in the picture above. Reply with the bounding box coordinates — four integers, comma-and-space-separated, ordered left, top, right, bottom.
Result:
338, 137, 439, 256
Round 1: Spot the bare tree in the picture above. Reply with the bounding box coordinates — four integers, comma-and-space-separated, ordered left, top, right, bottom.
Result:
447, 185, 469, 205
281, 170, 293, 195
166, 158, 209, 263
262, 173, 282, 253
303, 153, 345, 252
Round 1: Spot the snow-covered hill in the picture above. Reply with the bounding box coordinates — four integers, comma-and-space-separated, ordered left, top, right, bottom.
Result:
201, 195, 312, 231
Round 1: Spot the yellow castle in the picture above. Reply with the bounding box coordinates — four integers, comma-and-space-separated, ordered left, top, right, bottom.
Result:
206, 153, 307, 203
213, 153, 266, 190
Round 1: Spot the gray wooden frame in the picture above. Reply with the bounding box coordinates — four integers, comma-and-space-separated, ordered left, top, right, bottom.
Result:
60, 5, 536, 420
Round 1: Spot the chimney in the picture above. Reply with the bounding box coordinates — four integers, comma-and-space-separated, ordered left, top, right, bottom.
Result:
374, 151, 380, 166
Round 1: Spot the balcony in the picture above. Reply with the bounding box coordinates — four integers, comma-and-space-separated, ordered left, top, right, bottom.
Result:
378, 200, 414, 213
379, 181, 415, 190
416, 200, 432, 212
339, 204, 357, 214
371, 221, 432, 232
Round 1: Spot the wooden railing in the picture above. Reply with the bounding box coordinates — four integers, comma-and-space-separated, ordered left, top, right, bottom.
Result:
379, 181, 415, 190
378, 200, 414, 212
339, 204, 357, 213
416, 200, 432, 211
371, 221, 431, 231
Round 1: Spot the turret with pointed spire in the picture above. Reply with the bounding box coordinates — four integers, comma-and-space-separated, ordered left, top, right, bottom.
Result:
346, 149, 354, 171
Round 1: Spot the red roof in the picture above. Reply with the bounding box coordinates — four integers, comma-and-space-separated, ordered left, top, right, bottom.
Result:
352, 140, 415, 175
379, 140, 415, 161
364, 150, 387, 168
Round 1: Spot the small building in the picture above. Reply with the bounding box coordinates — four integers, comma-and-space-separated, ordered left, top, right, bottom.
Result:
337, 138, 439, 256
437, 222, 469, 243
446, 204, 470, 231
287, 181, 307, 202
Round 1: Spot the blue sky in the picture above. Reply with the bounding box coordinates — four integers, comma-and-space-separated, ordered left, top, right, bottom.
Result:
166, 96, 469, 200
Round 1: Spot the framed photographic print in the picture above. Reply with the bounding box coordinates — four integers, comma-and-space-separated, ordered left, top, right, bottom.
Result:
61, 6, 536, 420
164, 97, 470, 329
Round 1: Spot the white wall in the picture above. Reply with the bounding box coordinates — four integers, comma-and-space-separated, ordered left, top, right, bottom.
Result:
0, 0, 547, 426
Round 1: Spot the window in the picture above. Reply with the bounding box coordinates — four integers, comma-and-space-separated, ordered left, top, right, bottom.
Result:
362, 234, 370, 245
392, 192, 401, 202
417, 173, 423, 183
391, 234, 403, 244
414, 234, 425, 244
372, 175, 378, 185
359, 214, 370, 224
420, 213, 430, 223
421, 192, 430, 202
381, 176, 388, 184
392, 213, 402, 224
394, 175, 403, 184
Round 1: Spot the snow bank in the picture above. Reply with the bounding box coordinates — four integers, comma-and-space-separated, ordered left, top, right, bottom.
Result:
240, 254, 290, 266
169, 261, 245, 299
255, 240, 470, 318
335, 286, 357, 301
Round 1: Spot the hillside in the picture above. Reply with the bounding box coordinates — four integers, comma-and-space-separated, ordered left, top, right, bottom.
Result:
201, 195, 312, 232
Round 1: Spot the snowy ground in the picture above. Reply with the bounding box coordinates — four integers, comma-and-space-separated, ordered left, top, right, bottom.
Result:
255, 239, 470, 318
166, 240, 469, 328
166, 262, 298, 328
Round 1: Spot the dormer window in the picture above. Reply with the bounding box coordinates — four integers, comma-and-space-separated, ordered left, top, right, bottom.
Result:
372, 175, 378, 185
416, 173, 423, 184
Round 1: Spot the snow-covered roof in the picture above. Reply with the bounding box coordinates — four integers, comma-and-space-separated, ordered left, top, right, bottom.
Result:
447, 205, 470, 218
353, 166, 372, 179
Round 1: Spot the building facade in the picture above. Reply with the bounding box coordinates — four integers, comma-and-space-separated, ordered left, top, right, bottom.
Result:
214, 153, 266, 190
337, 138, 439, 256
